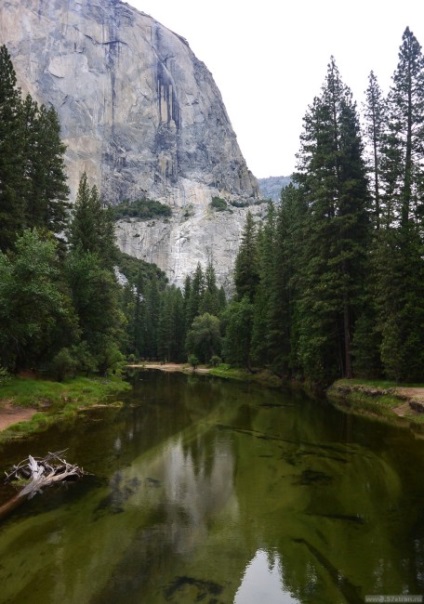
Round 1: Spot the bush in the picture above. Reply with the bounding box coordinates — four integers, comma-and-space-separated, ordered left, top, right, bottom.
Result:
0, 366, 11, 385
188, 354, 200, 370
113, 198, 172, 221
49, 348, 78, 382
210, 197, 228, 211
209, 355, 222, 367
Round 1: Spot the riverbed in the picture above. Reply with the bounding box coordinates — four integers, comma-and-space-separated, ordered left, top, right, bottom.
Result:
0, 370, 423, 603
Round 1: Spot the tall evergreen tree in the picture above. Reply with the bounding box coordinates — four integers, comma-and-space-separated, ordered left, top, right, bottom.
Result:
68, 173, 117, 268
0, 45, 25, 250
382, 27, 424, 227
200, 259, 220, 316
363, 71, 386, 229
234, 210, 259, 303
186, 262, 205, 329
251, 204, 276, 365
266, 184, 306, 376
294, 57, 369, 382
371, 29, 424, 381
23, 103, 70, 235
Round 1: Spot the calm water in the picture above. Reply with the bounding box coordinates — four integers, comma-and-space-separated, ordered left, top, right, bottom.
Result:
1, 370, 424, 603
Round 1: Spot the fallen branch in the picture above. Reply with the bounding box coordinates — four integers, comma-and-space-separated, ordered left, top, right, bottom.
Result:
1, 450, 87, 521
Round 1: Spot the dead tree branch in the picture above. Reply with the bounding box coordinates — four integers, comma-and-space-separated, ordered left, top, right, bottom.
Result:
1, 450, 87, 521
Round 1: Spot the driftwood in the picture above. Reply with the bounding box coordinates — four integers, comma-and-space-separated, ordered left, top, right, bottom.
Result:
0, 450, 86, 520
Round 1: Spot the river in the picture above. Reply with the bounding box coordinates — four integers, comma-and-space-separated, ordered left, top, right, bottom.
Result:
0, 370, 423, 603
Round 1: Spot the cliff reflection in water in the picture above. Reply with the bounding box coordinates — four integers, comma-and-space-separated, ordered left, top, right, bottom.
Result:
1, 371, 424, 604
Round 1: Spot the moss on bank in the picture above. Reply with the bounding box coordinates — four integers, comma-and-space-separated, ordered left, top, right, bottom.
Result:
327, 379, 424, 432
0, 376, 130, 442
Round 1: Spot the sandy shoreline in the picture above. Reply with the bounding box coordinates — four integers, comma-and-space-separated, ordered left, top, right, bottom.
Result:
128, 363, 211, 374
0, 404, 37, 432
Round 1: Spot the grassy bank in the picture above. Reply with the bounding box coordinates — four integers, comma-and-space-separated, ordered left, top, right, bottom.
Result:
327, 378, 424, 432
209, 365, 284, 388
0, 375, 131, 442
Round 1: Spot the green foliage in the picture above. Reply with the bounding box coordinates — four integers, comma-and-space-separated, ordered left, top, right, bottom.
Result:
293, 57, 369, 383
49, 348, 78, 382
234, 211, 259, 303
210, 196, 229, 211
0, 376, 129, 442
68, 173, 118, 268
112, 198, 172, 220
209, 355, 222, 367
229, 199, 249, 208
186, 313, 221, 364
0, 230, 78, 371
0, 46, 69, 251
65, 249, 125, 374
222, 297, 254, 368
188, 354, 200, 369
116, 251, 167, 286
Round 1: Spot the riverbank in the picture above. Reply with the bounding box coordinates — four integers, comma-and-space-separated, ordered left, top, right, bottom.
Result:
128, 362, 210, 374
130, 363, 284, 387
0, 376, 130, 443
327, 379, 424, 432
137, 363, 424, 431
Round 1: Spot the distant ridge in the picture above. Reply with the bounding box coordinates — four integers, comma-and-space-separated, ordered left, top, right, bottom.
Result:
258, 176, 292, 202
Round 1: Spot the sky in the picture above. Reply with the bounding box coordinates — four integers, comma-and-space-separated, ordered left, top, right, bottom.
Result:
127, 0, 424, 178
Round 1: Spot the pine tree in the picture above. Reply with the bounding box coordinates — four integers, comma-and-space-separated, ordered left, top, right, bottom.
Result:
0, 45, 25, 250
234, 210, 259, 303
68, 173, 117, 268
222, 297, 254, 368
200, 259, 220, 316
363, 71, 386, 229
24, 103, 70, 235
266, 184, 306, 376
294, 57, 369, 382
370, 29, 424, 382
65, 250, 124, 373
186, 262, 204, 329
251, 203, 276, 365
382, 27, 424, 226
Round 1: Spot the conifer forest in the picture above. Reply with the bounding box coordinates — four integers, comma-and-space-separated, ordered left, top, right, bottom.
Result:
1, 27, 424, 386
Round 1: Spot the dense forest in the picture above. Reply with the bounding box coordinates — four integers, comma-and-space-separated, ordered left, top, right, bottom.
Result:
1, 27, 424, 386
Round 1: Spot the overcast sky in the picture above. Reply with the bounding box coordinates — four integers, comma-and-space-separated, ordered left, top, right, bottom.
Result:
127, 0, 424, 178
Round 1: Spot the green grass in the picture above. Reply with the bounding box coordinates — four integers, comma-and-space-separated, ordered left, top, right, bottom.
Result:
0, 376, 130, 442
0, 376, 130, 409
209, 365, 283, 388
334, 378, 424, 389
327, 377, 424, 432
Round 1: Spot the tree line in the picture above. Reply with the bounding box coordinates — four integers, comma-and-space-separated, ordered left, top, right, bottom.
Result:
140, 27, 424, 386
0, 45, 159, 378
2, 27, 424, 386
0, 44, 225, 377
224, 27, 424, 385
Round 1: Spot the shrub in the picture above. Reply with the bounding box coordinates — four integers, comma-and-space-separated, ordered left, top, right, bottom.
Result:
188, 354, 200, 370
49, 348, 78, 382
209, 355, 222, 367
113, 198, 172, 221
210, 197, 228, 211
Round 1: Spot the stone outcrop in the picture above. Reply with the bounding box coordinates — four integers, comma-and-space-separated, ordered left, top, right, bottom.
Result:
0, 0, 261, 286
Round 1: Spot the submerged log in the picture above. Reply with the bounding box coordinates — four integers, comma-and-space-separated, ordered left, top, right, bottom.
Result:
1, 450, 86, 521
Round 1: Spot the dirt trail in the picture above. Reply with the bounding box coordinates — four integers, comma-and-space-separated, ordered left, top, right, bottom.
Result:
0, 403, 37, 432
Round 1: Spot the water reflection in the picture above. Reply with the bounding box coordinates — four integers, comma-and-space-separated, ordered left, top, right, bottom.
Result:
235, 549, 299, 603
0, 371, 424, 603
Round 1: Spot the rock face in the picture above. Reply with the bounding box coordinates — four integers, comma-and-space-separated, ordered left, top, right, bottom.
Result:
0, 0, 260, 287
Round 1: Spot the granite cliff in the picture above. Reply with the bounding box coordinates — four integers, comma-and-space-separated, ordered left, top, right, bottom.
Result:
0, 0, 261, 287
